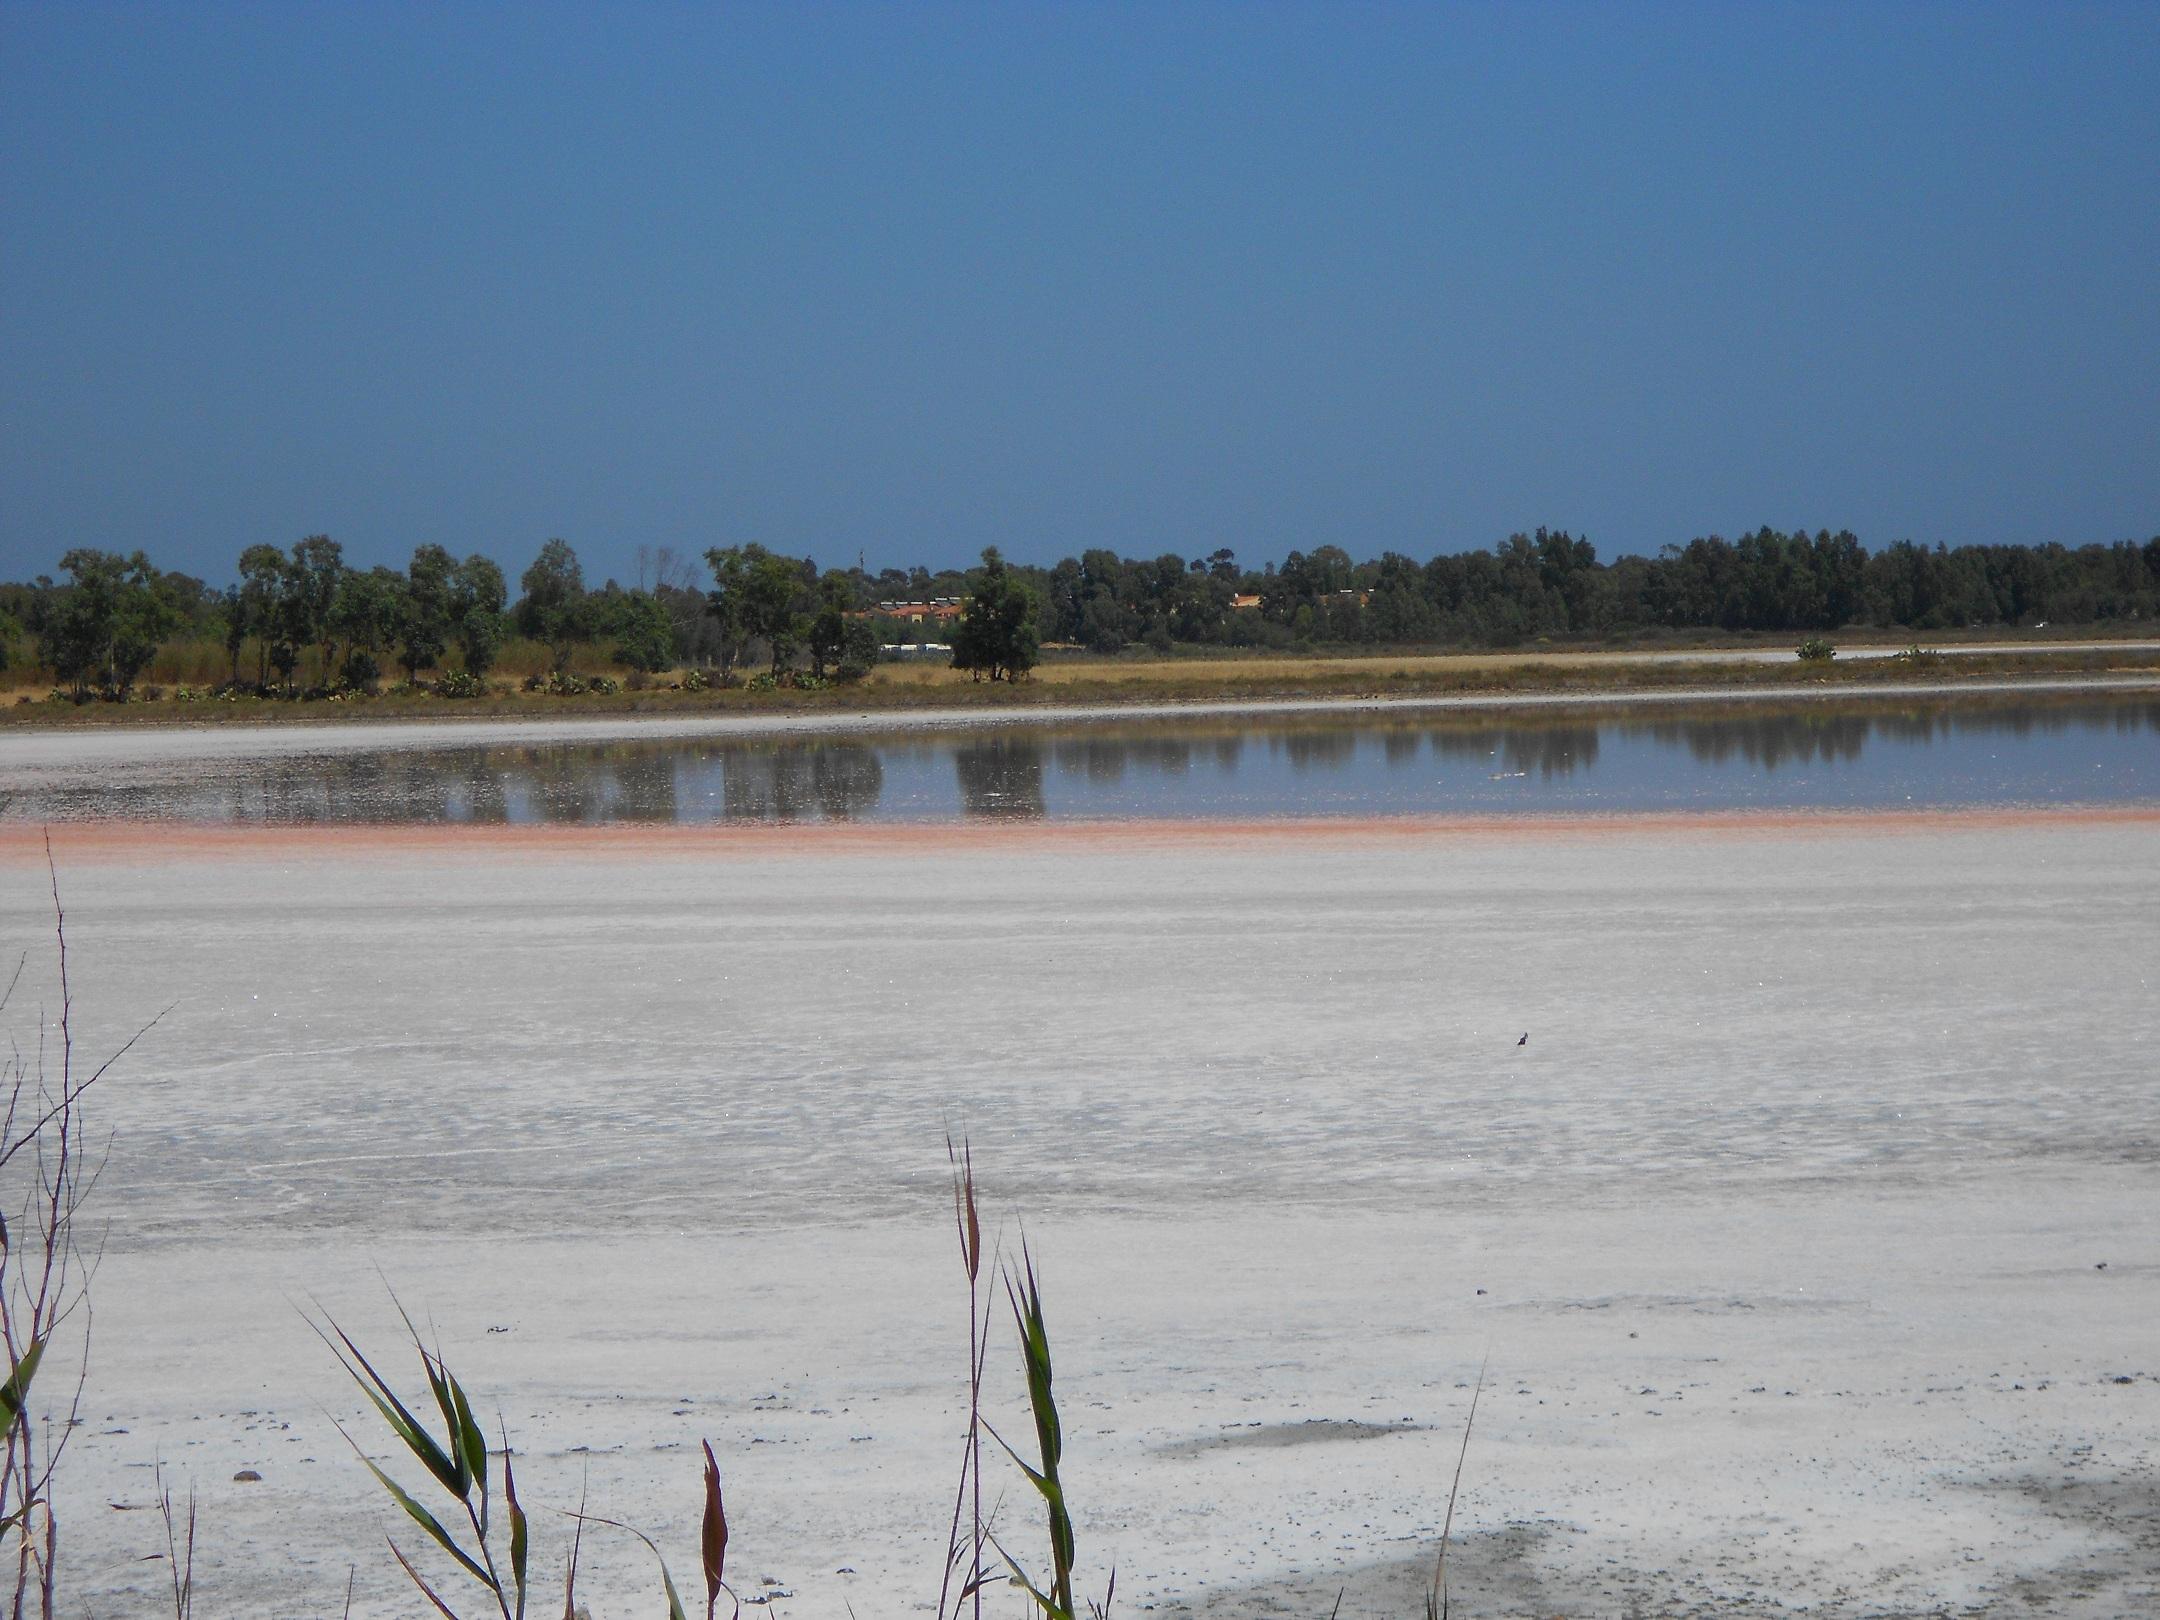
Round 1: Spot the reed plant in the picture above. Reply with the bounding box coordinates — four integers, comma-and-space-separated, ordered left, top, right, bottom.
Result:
0, 854, 157, 1620
324, 1136, 1130, 1620
312, 1146, 1508, 1620
312, 1291, 733, 1620
937, 1137, 990, 1620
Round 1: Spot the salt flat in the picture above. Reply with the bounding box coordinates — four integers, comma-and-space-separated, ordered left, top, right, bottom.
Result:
3, 812, 2156, 1617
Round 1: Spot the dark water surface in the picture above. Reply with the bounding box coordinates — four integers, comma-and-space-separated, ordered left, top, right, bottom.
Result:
4, 695, 2156, 824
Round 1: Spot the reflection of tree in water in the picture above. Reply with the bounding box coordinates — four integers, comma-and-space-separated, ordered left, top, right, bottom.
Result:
1426, 725, 1598, 777
1054, 737, 1128, 783
955, 737, 1046, 818
490, 742, 681, 823
2106, 701, 2160, 738
240, 751, 452, 824
1129, 736, 1192, 776
812, 744, 883, 820
720, 745, 813, 821
1642, 702, 2160, 773
14, 699, 2153, 828
447, 752, 510, 822
1279, 729, 1357, 771
1653, 714, 1869, 771
595, 748, 682, 821
1428, 730, 1496, 764
1501, 727, 1597, 777
710, 742, 885, 822
1050, 734, 1195, 784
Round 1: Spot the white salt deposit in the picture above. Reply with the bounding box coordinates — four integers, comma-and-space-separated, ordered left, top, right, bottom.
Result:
3, 810, 2156, 1616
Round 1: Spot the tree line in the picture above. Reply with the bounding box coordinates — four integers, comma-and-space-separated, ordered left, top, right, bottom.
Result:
1, 525, 2154, 700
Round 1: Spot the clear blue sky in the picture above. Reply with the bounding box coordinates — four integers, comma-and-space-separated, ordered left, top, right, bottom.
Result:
4, 2, 2156, 586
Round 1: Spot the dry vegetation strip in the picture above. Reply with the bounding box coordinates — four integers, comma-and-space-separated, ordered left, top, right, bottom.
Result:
5, 645, 2159, 730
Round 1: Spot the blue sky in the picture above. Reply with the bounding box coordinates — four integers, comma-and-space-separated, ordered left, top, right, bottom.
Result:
3, 2, 2155, 586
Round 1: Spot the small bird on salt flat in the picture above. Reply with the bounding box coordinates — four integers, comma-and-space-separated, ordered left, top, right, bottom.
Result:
1517, 1033, 1528, 1046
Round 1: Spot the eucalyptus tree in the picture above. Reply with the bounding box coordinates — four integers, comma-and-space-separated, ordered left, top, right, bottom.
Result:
398, 543, 455, 680
450, 553, 508, 676
703, 545, 753, 678
286, 535, 347, 685
610, 590, 678, 674
951, 548, 1040, 682
328, 566, 405, 689
234, 543, 286, 687
518, 538, 587, 668
39, 549, 179, 699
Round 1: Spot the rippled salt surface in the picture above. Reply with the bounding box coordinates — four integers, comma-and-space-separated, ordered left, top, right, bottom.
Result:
6, 807, 2156, 1619
3, 691, 2157, 823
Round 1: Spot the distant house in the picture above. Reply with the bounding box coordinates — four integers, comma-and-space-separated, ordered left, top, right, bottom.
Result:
1229, 593, 1263, 611
855, 598, 966, 624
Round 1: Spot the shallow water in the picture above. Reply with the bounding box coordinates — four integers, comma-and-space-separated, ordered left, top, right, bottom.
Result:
3, 692, 2157, 823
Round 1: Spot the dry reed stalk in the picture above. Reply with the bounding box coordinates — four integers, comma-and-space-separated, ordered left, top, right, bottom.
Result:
154, 1460, 195, 1619
0, 846, 155, 1620
1424, 1351, 1488, 1620
938, 1136, 992, 1620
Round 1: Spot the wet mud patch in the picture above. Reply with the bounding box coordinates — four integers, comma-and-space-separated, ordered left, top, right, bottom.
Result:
1970, 1470, 2160, 1618
1157, 1418, 1425, 1458
1144, 1522, 1563, 1620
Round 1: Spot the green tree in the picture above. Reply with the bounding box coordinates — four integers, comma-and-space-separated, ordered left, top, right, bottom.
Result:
233, 543, 287, 688
805, 572, 861, 680
398, 543, 455, 680
518, 538, 586, 668
837, 616, 880, 682
611, 589, 678, 673
449, 554, 508, 676
713, 544, 811, 676
329, 567, 404, 690
952, 547, 1040, 682
287, 535, 347, 685
40, 549, 180, 699
702, 545, 761, 678
220, 583, 247, 686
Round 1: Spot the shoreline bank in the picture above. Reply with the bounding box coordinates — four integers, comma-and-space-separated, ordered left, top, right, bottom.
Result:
2, 670, 2158, 767
6, 641, 2160, 736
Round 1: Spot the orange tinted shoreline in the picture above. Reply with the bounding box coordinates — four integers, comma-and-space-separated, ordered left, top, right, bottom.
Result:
4, 805, 2155, 866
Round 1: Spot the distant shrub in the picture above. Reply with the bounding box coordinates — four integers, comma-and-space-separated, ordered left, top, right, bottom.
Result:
339, 649, 381, 693
1796, 637, 1837, 662
437, 669, 488, 699
681, 667, 711, 693
524, 670, 588, 695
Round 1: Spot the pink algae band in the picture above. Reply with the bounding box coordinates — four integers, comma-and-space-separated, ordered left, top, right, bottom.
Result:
4, 805, 2155, 867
